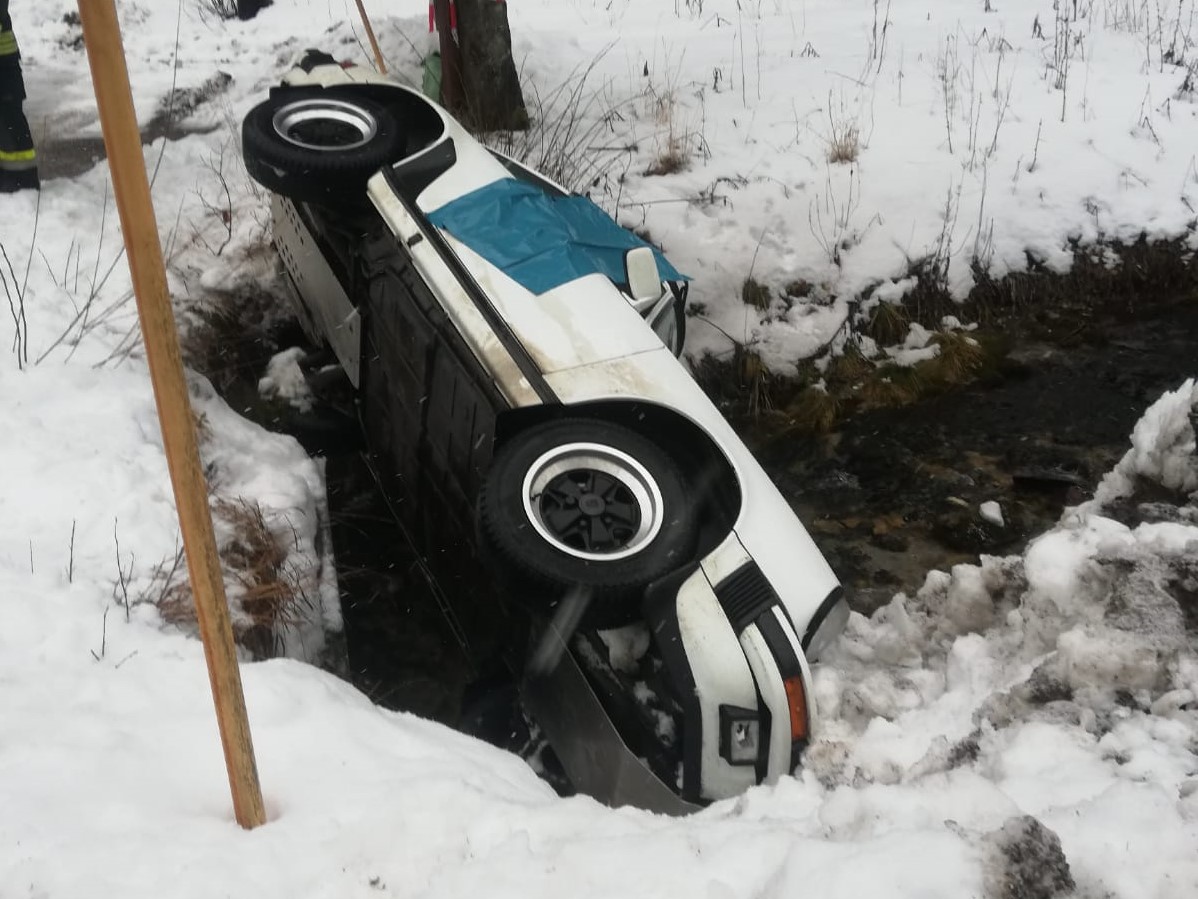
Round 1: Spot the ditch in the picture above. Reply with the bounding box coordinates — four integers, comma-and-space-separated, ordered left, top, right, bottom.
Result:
189, 264, 1198, 724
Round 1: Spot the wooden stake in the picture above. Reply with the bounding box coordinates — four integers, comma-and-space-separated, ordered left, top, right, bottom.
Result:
76, 0, 266, 830
354, 0, 388, 74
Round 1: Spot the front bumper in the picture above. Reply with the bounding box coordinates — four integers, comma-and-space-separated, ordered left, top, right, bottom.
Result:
645, 532, 845, 804
524, 531, 846, 811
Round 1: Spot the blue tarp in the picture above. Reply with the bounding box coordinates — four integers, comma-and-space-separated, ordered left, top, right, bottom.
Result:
426, 179, 687, 295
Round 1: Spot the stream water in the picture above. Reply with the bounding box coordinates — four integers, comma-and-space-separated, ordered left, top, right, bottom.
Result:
766, 295, 1198, 615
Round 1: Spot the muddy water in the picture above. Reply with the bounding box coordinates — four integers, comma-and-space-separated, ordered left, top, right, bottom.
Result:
322, 452, 474, 722
763, 296, 1198, 615
185, 319, 475, 722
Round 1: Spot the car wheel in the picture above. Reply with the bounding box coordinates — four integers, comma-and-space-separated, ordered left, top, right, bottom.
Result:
242, 89, 407, 204
478, 418, 699, 626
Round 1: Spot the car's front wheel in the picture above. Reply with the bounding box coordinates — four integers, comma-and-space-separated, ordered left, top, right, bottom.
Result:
478, 418, 699, 626
242, 89, 407, 204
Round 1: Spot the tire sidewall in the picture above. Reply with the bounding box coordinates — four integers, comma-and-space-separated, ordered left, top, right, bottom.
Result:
241, 87, 407, 203
479, 420, 699, 602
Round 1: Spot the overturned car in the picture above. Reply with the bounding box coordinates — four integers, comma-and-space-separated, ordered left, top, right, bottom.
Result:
241, 52, 849, 813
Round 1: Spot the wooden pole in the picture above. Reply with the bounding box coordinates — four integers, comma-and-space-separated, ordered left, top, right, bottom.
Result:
76, 0, 266, 830
354, 0, 388, 74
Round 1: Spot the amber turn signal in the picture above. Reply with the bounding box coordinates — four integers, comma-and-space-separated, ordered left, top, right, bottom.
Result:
783, 675, 809, 742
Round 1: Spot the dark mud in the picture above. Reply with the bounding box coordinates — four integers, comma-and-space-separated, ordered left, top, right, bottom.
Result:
323, 451, 474, 722
759, 294, 1198, 614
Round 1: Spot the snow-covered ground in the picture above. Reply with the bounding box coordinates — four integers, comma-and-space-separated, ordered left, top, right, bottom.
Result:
1, 1, 1196, 896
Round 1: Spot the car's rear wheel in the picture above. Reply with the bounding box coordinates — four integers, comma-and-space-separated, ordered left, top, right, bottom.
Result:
242, 90, 407, 204
478, 419, 699, 627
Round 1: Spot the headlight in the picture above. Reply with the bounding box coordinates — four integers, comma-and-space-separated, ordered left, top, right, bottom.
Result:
719, 705, 760, 766
804, 590, 851, 662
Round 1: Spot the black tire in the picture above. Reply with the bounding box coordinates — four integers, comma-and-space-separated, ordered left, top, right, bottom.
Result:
241, 89, 407, 205
478, 418, 699, 626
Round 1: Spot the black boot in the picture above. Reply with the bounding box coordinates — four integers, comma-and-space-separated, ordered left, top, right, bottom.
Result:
0, 100, 37, 193
1, 6, 38, 193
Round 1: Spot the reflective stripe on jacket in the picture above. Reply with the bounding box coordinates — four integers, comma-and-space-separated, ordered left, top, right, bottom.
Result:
0, 145, 35, 171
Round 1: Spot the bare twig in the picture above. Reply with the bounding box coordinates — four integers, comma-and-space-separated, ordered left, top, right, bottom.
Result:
1027, 118, 1044, 172
1, 243, 29, 368
90, 606, 109, 662
195, 142, 235, 257
113, 519, 133, 623
67, 519, 77, 584
484, 46, 635, 194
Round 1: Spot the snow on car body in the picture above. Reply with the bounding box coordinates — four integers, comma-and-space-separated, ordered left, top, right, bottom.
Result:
243, 54, 849, 810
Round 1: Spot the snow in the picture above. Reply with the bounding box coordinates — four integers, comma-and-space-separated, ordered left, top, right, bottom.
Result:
1088, 378, 1198, 505
885, 321, 941, 365
1, 1, 1197, 897
258, 347, 316, 413
980, 500, 1005, 526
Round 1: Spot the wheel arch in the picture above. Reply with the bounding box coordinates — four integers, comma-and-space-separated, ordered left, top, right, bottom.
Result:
495, 399, 743, 560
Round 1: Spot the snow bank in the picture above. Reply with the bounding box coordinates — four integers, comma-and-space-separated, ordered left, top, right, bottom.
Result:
812, 379, 1198, 897
1089, 378, 1198, 505
2, 2, 1196, 896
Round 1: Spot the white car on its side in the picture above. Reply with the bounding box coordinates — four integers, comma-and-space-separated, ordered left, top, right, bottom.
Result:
241, 51, 848, 814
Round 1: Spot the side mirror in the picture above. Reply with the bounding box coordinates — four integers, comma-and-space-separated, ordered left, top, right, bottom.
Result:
625, 247, 662, 302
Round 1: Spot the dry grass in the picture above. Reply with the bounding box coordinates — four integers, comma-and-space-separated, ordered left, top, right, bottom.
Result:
485, 50, 631, 193
865, 300, 911, 346
924, 331, 990, 385
856, 365, 925, 410
643, 89, 693, 177
696, 326, 1005, 438
826, 123, 860, 164
735, 345, 775, 418
824, 344, 874, 385
645, 144, 689, 176
964, 235, 1198, 333
150, 547, 192, 629
216, 498, 293, 608
824, 91, 861, 164
692, 345, 812, 433
784, 387, 842, 433
150, 498, 308, 660
180, 285, 290, 396
741, 276, 772, 310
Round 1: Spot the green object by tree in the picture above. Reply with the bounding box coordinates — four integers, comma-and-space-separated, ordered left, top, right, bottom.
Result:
422, 52, 442, 102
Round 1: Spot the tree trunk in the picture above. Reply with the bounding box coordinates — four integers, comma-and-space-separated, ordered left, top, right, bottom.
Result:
455, 0, 528, 131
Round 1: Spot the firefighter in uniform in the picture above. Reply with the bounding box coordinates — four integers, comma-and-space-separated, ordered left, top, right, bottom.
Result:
1, 0, 38, 193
